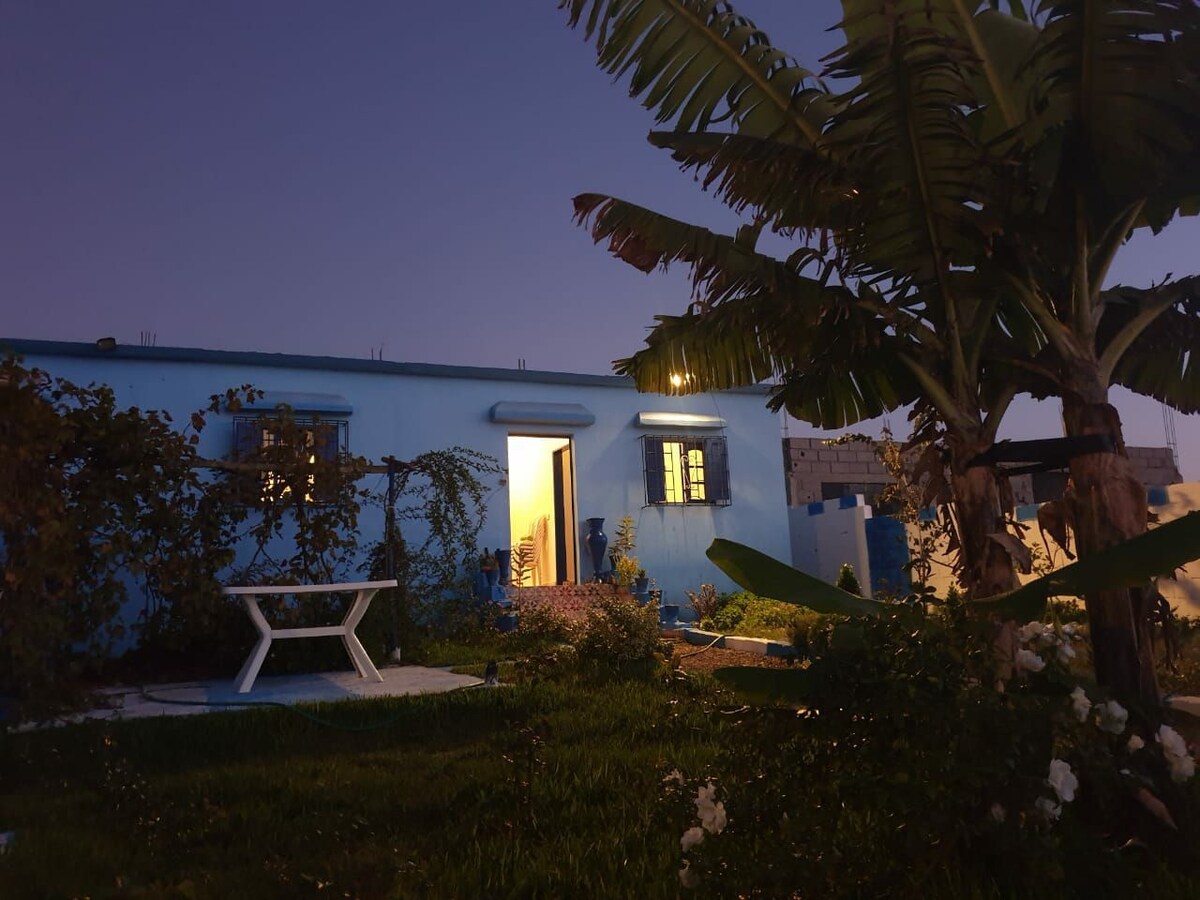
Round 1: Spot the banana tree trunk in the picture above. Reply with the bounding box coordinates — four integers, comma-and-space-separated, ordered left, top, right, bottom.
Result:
947, 438, 1019, 599
1062, 384, 1159, 710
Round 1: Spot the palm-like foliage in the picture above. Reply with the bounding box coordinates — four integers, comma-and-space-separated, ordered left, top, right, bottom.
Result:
561, 0, 1200, 703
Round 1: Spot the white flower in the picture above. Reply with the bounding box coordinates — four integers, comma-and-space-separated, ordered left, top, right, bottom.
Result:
1015, 648, 1046, 674
989, 803, 1006, 823
1127, 734, 1145, 752
663, 769, 685, 785
1062, 623, 1080, 638
1057, 641, 1076, 664
1035, 796, 1062, 821
1096, 700, 1128, 735
680, 826, 705, 852
694, 782, 727, 834
1158, 724, 1189, 757
1166, 753, 1195, 784
1047, 759, 1078, 804
679, 862, 700, 888
1157, 725, 1196, 783
1018, 621, 1049, 645
1070, 687, 1092, 723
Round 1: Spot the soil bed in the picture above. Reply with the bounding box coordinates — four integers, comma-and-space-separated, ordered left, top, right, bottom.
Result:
666, 634, 793, 675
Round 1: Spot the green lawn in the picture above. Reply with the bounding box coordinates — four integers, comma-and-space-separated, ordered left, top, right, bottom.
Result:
0, 677, 720, 899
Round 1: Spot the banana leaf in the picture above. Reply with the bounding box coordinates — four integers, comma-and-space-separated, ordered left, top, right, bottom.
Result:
973, 511, 1200, 620
708, 510, 1200, 622
706, 538, 883, 615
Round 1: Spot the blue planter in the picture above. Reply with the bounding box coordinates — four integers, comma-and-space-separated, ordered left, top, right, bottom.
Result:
494, 549, 512, 585
660, 604, 679, 627
495, 612, 518, 633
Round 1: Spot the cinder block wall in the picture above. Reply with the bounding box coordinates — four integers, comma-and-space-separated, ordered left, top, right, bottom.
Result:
782, 439, 890, 505
783, 438, 1180, 507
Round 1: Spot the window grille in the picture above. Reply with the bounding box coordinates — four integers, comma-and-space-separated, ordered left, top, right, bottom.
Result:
640, 435, 730, 506
231, 416, 349, 505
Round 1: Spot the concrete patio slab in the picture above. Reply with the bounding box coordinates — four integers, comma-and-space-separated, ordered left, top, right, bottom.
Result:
17, 666, 484, 730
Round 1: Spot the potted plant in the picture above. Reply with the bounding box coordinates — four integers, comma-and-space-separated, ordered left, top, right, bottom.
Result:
613, 554, 641, 593
480, 551, 499, 587
634, 568, 650, 594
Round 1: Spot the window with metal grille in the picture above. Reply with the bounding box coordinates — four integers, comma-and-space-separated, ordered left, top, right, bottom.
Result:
641, 435, 730, 506
231, 416, 348, 504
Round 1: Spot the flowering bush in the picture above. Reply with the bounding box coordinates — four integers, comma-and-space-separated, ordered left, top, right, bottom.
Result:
667, 600, 1200, 896
573, 593, 670, 677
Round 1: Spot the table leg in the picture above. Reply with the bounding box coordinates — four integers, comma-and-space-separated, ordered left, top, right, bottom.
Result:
342, 589, 384, 682
235, 595, 274, 694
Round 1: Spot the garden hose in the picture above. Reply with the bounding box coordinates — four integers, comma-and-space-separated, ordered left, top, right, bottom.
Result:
676, 633, 727, 659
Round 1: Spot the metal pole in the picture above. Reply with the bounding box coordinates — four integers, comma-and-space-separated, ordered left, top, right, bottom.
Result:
383, 456, 399, 658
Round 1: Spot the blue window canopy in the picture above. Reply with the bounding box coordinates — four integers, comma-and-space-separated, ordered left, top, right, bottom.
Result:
490, 402, 595, 427
244, 391, 354, 416
635, 411, 726, 429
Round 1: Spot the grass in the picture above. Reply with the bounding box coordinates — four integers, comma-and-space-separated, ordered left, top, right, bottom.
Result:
0, 676, 721, 899
6, 621, 1199, 899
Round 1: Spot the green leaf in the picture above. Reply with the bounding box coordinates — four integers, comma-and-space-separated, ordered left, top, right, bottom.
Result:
973, 511, 1200, 620
711, 512, 1200, 624
712, 666, 814, 704
706, 538, 883, 615
560, 0, 827, 144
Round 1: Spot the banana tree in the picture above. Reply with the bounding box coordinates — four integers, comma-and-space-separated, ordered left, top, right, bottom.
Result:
563, 1, 1054, 599
962, 1, 1200, 708
559, 0, 1200, 706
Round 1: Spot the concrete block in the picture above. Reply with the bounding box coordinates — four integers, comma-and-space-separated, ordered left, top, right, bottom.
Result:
724, 635, 775, 655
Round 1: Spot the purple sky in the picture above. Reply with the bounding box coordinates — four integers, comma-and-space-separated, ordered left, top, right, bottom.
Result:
3, 1, 1197, 478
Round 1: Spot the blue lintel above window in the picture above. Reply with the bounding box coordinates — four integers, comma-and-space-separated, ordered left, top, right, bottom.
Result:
635, 411, 726, 429
490, 402, 595, 427
245, 391, 354, 416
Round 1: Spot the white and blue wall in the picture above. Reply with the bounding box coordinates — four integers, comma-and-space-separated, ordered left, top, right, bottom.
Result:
5, 339, 791, 607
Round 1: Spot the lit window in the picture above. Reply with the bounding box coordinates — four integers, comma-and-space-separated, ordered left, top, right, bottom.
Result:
642, 435, 730, 506
232, 416, 348, 505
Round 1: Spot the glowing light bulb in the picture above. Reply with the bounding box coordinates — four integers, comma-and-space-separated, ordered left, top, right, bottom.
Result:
670, 373, 684, 387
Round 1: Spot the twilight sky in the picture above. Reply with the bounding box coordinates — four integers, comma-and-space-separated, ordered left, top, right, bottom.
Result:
2, 1, 1197, 478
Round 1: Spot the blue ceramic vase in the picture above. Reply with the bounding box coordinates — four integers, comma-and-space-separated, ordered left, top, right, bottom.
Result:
585, 517, 608, 582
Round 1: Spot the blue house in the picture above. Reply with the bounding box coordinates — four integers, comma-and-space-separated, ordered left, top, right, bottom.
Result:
5, 339, 791, 605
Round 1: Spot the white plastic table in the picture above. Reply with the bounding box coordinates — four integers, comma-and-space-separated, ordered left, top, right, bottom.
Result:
222, 580, 398, 694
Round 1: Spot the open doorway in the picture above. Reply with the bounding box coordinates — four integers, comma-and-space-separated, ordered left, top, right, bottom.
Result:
507, 435, 577, 585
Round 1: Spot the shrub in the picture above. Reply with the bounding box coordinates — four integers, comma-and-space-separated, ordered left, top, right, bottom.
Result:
675, 603, 1200, 897
706, 592, 808, 639
515, 602, 576, 645
835, 562, 863, 595
574, 593, 668, 677
705, 592, 752, 632
0, 361, 249, 713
